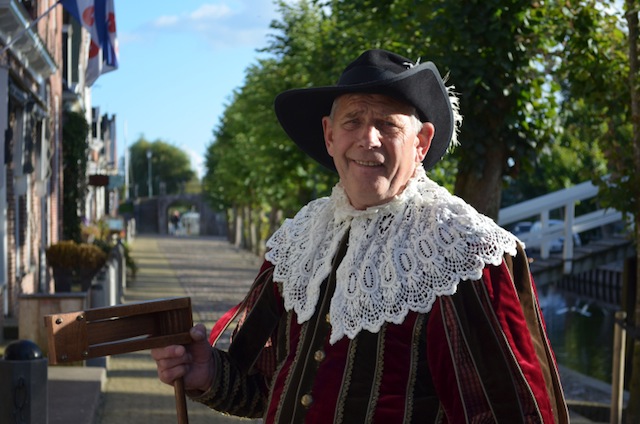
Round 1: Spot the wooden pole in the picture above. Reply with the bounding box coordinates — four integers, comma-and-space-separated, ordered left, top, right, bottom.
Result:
610, 310, 627, 424
174, 377, 189, 424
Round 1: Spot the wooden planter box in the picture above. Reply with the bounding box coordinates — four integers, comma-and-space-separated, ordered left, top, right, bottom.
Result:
52, 267, 101, 292
18, 293, 89, 357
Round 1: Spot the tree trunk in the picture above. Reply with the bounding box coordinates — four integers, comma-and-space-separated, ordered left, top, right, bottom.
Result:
242, 206, 251, 250
233, 205, 243, 248
225, 209, 234, 243
453, 145, 506, 220
249, 207, 258, 254
254, 208, 267, 257
269, 207, 283, 240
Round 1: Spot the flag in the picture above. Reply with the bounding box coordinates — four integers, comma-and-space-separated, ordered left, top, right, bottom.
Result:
60, 0, 119, 86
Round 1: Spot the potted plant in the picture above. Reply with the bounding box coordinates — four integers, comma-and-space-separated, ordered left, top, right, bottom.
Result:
45, 240, 108, 291
84, 219, 138, 280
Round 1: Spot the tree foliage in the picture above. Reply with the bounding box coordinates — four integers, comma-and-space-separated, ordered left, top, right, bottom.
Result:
202, 0, 639, 219
549, 1, 633, 210
204, 1, 338, 220
128, 137, 196, 197
62, 110, 89, 242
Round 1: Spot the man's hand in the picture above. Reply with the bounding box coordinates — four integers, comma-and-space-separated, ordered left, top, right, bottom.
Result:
151, 323, 215, 393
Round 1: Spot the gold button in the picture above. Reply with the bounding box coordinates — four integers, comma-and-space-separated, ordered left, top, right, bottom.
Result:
301, 394, 313, 407
325, 313, 331, 324
314, 350, 326, 362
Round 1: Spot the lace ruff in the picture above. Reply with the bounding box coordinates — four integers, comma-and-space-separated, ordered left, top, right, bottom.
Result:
265, 168, 519, 344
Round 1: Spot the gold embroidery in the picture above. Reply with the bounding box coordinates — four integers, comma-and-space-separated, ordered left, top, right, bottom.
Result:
403, 315, 423, 423
335, 337, 357, 423
366, 325, 386, 422
273, 311, 308, 423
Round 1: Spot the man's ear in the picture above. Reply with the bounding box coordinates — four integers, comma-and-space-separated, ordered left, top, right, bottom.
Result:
322, 116, 335, 157
415, 122, 434, 162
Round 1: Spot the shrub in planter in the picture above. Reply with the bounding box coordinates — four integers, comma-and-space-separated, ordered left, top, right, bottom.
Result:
92, 237, 138, 280
45, 241, 108, 291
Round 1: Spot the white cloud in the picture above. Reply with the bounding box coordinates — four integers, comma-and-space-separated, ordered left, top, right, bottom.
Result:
141, 1, 276, 49
151, 4, 233, 29
190, 4, 233, 20
153, 15, 180, 28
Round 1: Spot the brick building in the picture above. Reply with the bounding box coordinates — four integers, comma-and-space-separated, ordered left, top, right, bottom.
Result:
0, 0, 115, 339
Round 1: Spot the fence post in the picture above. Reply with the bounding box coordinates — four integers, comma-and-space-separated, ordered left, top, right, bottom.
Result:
610, 310, 626, 424
0, 340, 48, 424
563, 202, 575, 274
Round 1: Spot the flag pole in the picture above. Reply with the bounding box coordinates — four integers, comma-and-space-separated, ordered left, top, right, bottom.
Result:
1, 0, 63, 55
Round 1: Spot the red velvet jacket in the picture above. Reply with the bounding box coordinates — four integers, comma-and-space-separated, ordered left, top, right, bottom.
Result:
193, 244, 568, 423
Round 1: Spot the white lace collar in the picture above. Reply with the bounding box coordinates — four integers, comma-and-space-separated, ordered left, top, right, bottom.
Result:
265, 168, 520, 344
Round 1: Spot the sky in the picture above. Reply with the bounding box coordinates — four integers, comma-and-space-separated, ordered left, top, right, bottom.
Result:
90, 1, 282, 178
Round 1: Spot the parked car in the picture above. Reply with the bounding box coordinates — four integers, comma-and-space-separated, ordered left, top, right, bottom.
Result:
528, 219, 581, 253
511, 221, 533, 235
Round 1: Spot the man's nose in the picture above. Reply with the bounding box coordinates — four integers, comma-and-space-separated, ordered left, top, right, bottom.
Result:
358, 124, 382, 149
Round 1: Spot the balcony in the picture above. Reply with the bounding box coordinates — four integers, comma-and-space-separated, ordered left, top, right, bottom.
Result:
0, 0, 57, 83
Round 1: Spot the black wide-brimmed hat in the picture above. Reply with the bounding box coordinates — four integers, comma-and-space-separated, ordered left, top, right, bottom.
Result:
274, 49, 456, 172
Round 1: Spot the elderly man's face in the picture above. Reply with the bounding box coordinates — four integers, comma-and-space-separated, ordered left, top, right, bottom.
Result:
322, 93, 434, 210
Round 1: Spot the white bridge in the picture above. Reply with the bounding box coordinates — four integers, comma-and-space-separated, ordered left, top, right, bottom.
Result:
498, 179, 635, 287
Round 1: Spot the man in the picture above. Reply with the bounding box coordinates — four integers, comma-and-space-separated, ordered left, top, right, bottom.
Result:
169, 210, 180, 235
152, 49, 569, 423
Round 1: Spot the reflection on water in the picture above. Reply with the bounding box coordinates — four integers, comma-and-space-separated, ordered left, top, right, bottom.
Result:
538, 285, 615, 383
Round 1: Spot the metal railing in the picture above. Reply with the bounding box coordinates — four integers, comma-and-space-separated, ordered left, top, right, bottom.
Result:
557, 267, 622, 307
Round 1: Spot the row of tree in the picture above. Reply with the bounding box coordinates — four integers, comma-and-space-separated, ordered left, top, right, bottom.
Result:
200, 0, 640, 418
204, 0, 636, 222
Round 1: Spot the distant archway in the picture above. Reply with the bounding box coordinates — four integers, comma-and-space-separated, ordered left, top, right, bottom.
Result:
156, 194, 226, 236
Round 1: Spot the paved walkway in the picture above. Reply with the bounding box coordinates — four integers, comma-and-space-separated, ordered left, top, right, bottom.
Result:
95, 235, 262, 424
92, 234, 613, 423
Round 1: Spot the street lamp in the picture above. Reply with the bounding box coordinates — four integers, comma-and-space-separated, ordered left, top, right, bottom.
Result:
146, 150, 153, 197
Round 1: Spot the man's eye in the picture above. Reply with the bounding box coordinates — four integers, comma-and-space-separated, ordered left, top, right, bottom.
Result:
379, 121, 399, 130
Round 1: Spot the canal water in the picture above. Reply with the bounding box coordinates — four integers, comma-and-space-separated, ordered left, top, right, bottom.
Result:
539, 284, 617, 384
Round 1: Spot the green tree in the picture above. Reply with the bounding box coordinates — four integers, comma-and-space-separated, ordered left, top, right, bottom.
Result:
424, 0, 559, 218
61, 110, 89, 242
204, 1, 338, 250
128, 137, 196, 197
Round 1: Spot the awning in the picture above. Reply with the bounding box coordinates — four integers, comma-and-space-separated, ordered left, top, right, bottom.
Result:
0, 0, 58, 83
